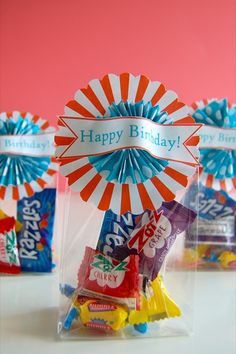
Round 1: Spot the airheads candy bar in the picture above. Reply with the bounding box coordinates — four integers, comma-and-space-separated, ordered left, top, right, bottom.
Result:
98, 201, 196, 280
0, 217, 21, 274
77, 246, 140, 310
17, 188, 56, 272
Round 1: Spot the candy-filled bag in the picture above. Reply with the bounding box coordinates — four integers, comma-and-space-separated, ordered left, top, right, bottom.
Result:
180, 99, 236, 270
56, 73, 201, 339
0, 111, 58, 274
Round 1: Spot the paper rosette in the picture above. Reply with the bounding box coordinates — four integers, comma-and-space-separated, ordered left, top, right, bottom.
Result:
190, 98, 236, 194
0, 111, 57, 200
55, 73, 201, 214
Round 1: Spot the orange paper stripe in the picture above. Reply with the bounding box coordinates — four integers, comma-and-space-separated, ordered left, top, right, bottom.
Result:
163, 99, 185, 115
151, 176, 175, 201
66, 100, 95, 117
135, 75, 149, 102
54, 136, 75, 146
67, 163, 92, 185
205, 174, 213, 188
82, 86, 106, 115
164, 167, 188, 187
32, 115, 40, 123
174, 116, 195, 124
120, 73, 130, 102
219, 179, 226, 191
186, 136, 200, 146
151, 84, 166, 106
80, 174, 102, 201
24, 183, 34, 197
120, 184, 131, 214
12, 186, 19, 200
47, 168, 57, 176
0, 186, 6, 199
100, 75, 115, 105
40, 121, 49, 130
37, 178, 47, 189
59, 157, 82, 166
137, 184, 155, 210
191, 102, 198, 110
98, 183, 114, 210
232, 177, 236, 189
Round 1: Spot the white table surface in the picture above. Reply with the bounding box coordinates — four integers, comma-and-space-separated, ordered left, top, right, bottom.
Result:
0, 271, 235, 354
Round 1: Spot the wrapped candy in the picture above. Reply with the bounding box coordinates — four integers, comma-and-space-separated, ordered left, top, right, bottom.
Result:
0, 216, 21, 274
98, 201, 196, 280
61, 275, 181, 333
77, 246, 140, 310
16, 188, 56, 272
128, 276, 181, 329
183, 182, 236, 269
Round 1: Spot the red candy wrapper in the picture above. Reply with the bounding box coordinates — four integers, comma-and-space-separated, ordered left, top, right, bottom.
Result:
0, 217, 21, 274
78, 246, 140, 310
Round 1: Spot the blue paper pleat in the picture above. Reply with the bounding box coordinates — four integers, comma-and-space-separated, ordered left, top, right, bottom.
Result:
192, 98, 236, 179
89, 101, 170, 184
0, 115, 51, 187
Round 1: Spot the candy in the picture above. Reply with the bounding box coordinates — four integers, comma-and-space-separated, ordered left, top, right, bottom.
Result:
77, 246, 140, 309
98, 201, 196, 280
17, 188, 56, 272
128, 276, 181, 326
79, 300, 128, 331
0, 217, 21, 274
183, 183, 236, 269
0, 209, 22, 232
61, 276, 181, 333
219, 251, 236, 269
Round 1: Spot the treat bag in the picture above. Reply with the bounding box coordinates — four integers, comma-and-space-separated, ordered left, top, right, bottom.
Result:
56, 73, 201, 339
181, 99, 236, 270
0, 111, 58, 273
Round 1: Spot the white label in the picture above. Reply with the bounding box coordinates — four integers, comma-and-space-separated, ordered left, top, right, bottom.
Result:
57, 116, 201, 165
197, 217, 235, 240
0, 132, 55, 156
199, 126, 236, 150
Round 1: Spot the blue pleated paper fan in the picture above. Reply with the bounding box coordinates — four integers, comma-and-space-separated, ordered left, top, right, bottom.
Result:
89, 101, 169, 184
191, 98, 236, 193
0, 111, 57, 200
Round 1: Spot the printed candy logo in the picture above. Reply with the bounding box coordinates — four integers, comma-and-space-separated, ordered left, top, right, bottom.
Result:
143, 214, 171, 258
127, 210, 163, 253
0, 230, 18, 265
128, 211, 172, 258
89, 254, 128, 288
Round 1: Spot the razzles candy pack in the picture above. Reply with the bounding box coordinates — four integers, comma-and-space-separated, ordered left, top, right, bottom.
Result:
55, 73, 201, 339
17, 188, 56, 272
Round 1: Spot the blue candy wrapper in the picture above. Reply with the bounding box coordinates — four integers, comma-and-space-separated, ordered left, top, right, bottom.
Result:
17, 188, 56, 272
96, 210, 146, 256
184, 183, 236, 245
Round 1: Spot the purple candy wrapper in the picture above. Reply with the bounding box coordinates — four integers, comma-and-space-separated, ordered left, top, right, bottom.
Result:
98, 201, 197, 281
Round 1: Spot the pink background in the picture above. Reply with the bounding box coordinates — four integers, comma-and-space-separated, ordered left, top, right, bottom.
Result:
0, 0, 236, 123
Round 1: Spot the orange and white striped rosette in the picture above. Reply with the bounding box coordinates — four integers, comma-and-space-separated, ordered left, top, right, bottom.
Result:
190, 98, 236, 195
55, 73, 201, 214
0, 111, 58, 200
